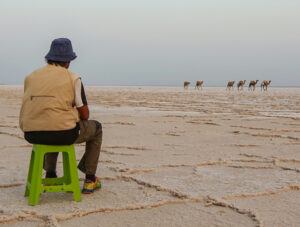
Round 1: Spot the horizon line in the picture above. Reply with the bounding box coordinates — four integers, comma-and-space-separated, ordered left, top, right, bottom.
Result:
1, 84, 300, 88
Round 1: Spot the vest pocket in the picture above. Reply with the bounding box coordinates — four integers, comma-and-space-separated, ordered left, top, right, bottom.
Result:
30, 95, 55, 100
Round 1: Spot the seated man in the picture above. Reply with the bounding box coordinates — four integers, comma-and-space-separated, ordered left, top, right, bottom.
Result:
19, 38, 102, 194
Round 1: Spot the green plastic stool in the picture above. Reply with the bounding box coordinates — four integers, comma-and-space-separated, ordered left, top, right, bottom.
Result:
25, 144, 81, 206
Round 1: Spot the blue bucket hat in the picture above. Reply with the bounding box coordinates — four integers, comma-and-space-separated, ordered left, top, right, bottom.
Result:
45, 38, 77, 62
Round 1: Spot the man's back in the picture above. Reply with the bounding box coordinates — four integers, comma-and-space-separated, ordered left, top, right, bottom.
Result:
19, 64, 79, 132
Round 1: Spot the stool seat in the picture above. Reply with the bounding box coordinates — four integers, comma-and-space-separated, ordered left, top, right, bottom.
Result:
25, 144, 81, 205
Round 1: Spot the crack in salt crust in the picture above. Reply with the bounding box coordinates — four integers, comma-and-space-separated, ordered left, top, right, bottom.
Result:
231, 125, 300, 133
232, 131, 299, 141
0, 210, 37, 224
0, 131, 24, 140
103, 145, 148, 150
227, 165, 274, 169
163, 161, 227, 168
206, 196, 263, 227
0, 183, 23, 188
103, 122, 135, 125
0, 124, 18, 128
231, 144, 261, 147
231, 159, 273, 163
122, 175, 189, 199
221, 185, 300, 200
101, 149, 136, 156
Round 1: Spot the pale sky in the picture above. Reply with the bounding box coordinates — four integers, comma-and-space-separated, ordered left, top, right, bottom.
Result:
0, 0, 299, 86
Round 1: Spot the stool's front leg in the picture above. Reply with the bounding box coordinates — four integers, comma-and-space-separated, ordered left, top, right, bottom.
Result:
28, 150, 44, 206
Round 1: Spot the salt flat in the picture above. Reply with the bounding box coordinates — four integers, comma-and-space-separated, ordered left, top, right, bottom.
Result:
0, 86, 299, 226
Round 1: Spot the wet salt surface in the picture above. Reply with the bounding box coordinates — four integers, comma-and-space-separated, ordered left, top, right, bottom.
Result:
0, 86, 299, 226
90, 105, 206, 117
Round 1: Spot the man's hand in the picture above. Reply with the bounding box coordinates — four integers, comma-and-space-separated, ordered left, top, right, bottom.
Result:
77, 105, 89, 120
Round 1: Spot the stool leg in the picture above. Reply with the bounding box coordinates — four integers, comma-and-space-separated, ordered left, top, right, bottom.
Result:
25, 150, 35, 197
62, 152, 71, 185
28, 151, 44, 206
68, 149, 81, 202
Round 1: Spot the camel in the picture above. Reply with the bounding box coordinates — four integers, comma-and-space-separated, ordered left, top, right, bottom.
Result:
237, 80, 246, 91
248, 80, 259, 91
184, 81, 190, 89
261, 80, 271, 91
226, 81, 235, 90
195, 81, 204, 90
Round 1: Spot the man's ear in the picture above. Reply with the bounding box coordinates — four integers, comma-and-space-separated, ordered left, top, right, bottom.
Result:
65, 62, 70, 69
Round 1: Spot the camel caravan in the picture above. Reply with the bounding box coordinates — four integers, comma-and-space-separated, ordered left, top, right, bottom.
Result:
226, 80, 260, 91
183, 80, 271, 91
226, 80, 268, 91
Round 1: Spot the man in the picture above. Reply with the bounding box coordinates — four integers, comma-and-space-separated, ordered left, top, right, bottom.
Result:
19, 38, 102, 194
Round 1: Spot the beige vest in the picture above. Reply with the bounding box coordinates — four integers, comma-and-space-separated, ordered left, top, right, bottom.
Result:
19, 64, 80, 132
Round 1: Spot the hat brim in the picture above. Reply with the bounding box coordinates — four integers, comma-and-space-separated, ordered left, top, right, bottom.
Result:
45, 53, 77, 62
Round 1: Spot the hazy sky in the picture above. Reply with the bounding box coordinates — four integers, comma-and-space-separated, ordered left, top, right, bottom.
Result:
0, 0, 299, 86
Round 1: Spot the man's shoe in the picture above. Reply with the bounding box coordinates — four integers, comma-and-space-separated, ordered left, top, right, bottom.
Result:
82, 177, 101, 194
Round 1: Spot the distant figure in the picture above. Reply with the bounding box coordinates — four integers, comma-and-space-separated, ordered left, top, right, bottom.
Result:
195, 81, 204, 90
184, 81, 190, 89
226, 81, 235, 90
261, 80, 272, 91
237, 80, 246, 91
248, 80, 259, 91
